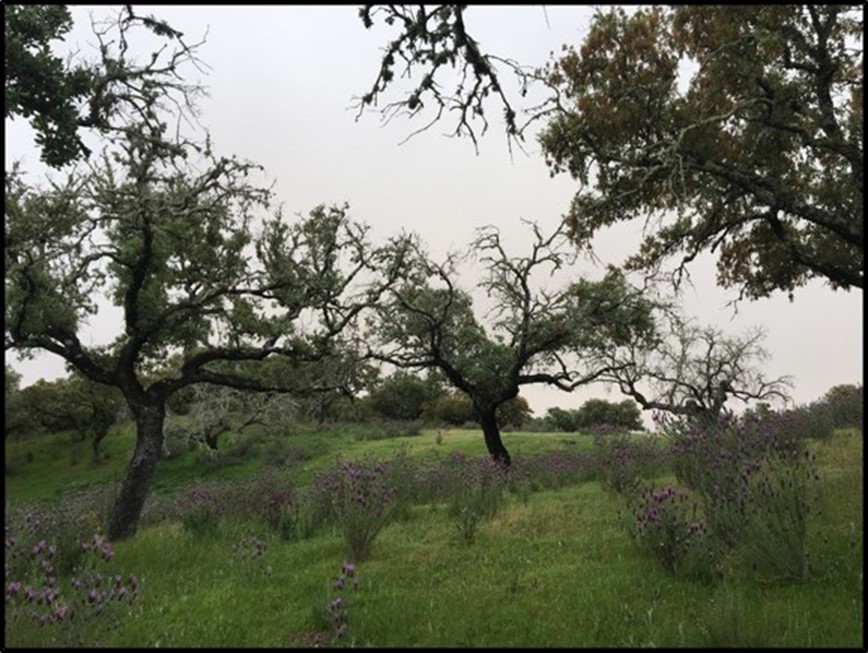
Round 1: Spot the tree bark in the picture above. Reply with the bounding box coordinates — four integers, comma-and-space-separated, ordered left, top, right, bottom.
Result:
478, 409, 511, 468
106, 401, 166, 541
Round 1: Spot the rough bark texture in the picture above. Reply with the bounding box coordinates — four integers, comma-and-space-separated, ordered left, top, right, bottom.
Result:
479, 410, 511, 468
106, 401, 166, 541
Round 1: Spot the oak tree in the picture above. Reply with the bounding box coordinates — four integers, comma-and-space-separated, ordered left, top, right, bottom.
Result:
368, 221, 657, 466
359, 5, 863, 299
5, 5, 195, 168
5, 12, 411, 540
593, 312, 793, 429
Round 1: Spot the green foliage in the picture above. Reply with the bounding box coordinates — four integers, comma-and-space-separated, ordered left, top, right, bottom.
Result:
538, 5, 862, 298
422, 391, 476, 426
546, 398, 643, 432
544, 407, 580, 432
368, 370, 444, 421
574, 398, 643, 431
4, 5, 95, 167
3, 422, 863, 647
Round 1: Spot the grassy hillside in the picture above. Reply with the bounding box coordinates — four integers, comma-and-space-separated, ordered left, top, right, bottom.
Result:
4, 423, 863, 647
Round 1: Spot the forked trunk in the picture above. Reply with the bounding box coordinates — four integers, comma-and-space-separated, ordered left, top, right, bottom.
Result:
479, 410, 511, 468
106, 401, 166, 541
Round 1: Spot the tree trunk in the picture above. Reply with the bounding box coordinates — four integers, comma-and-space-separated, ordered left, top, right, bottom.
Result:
91, 426, 109, 461
479, 410, 511, 468
106, 401, 166, 541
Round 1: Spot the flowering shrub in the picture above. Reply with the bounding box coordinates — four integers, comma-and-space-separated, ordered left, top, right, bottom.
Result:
322, 458, 397, 561
512, 451, 597, 493
5, 529, 140, 647
739, 447, 819, 582
594, 432, 668, 494
176, 488, 221, 537
664, 410, 820, 581
446, 453, 509, 543
624, 485, 717, 582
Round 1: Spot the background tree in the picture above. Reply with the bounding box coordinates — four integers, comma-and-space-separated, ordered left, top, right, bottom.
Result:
359, 5, 863, 299
421, 390, 476, 426
819, 383, 862, 431
5, 5, 192, 168
4, 13, 411, 540
573, 398, 643, 432
10, 375, 121, 448
163, 384, 297, 452
544, 406, 580, 433
369, 221, 658, 466
368, 369, 445, 421
4, 364, 36, 439
594, 313, 793, 429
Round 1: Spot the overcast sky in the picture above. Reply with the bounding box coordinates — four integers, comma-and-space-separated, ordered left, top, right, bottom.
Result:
5, 5, 863, 420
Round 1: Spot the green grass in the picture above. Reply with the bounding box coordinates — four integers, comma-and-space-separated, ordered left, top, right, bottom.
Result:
4, 424, 863, 647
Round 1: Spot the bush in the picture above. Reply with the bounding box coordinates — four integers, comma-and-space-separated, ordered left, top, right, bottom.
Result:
4, 529, 141, 647
320, 458, 397, 561
575, 398, 644, 431
176, 488, 221, 537
624, 484, 718, 582
445, 453, 508, 544
594, 432, 668, 493
665, 411, 820, 580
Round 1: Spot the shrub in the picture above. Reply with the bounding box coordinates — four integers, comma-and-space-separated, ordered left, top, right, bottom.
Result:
322, 458, 397, 561
666, 410, 820, 580
445, 453, 508, 543
176, 488, 220, 537
4, 529, 141, 647
594, 432, 668, 493
624, 484, 718, 582
739, 447, 819, 582
511, 451, 597, 492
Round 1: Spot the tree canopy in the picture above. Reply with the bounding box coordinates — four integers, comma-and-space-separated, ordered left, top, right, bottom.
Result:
5, 5, 194, 168
359, 5, 863, 300
593, 312, 793, 428
368, 220, 658, 465
4, 9, 412, 540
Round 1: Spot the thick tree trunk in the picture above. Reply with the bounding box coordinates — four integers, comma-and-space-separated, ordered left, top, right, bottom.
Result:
479, 410, 511, 468
106, 401, 166, 541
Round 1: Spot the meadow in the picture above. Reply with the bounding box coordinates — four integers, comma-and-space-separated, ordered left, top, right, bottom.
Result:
4, 418, 864, 648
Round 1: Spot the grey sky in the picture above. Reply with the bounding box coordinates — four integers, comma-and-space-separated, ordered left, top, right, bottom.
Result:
5, 5, 863, 419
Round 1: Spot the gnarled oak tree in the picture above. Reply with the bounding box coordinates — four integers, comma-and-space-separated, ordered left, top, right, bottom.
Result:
368, 221, 658, 466
5, 12, 411, 540
359, 5, 863, 299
